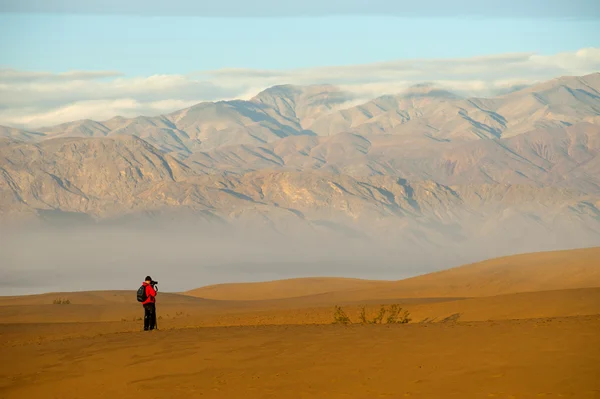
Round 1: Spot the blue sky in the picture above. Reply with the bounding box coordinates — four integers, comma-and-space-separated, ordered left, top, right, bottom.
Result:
1, 14, 599, 75
2, 0, 599, 18
0, 0, 599, 128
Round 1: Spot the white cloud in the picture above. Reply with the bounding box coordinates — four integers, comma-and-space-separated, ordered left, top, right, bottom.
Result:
0, 69, 123, 83
0, 99, 204, 129
1, 48, 599, 129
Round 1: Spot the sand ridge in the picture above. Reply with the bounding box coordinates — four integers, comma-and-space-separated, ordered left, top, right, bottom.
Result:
185, 277, 386, 301
185, 246, 600, 301
1, 247, 600, 326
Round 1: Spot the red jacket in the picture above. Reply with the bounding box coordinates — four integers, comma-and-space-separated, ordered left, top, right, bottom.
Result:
142, 282, 156, 305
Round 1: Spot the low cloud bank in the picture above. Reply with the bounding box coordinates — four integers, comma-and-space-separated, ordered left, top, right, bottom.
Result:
2, 48, 599, 128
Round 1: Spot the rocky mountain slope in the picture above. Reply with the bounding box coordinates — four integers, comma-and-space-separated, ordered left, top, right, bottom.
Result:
308, 74, 600, 139
4, 73, 599, 153
1, 135, 599, 253
1, 73, 600, 262
185, 122, 600, 193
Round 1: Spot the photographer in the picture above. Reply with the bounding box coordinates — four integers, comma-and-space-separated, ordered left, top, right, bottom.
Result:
140, 276, 158, 331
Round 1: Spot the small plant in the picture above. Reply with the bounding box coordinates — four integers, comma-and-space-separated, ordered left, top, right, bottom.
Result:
52, 298, 71, 305
359, 306, 368, 324
333, 305, 351, 325
386, 304, 411, 324
371, 305, 386, 324
332, 305, 411, 325
400, 310, 412, 324
386, 304, 401, 324
441, 313, 461, 323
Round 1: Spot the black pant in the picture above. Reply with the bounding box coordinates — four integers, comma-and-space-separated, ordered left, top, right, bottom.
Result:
143, 303, 157, 331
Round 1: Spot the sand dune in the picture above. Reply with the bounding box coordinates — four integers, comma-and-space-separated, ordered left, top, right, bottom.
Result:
4, 287, 598, 327
0, 291, 206, 306
185, 247, 600, 301
0, 291, 231, 324
2, 247, 600, 398
8, 241, 598, 325
405, 287, 600, 322
2, 317, 599, 398
170, 287, 600, 328
185, 277, 384, 301
2, 247, 599, 326
381, 246, 600, 298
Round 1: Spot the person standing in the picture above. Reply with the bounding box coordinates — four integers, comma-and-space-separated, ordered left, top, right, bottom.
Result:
141, 276, 157, 331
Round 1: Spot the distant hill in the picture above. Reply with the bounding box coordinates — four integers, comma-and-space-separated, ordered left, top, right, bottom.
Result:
185, 247, 600, 301
185, 277, 383, 301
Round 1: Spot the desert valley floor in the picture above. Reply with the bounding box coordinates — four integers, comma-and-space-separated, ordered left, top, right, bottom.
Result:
1, 247, 600, 399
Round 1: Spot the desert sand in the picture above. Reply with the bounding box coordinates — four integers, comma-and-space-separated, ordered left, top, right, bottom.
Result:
1, 247, 600, 398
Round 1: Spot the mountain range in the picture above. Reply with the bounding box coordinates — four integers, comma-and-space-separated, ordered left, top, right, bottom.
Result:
1, 73, 600, 263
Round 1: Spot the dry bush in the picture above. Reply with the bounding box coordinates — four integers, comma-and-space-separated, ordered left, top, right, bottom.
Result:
386, 304, 411, 324
371, 305, 386, 324
52, 298, 71, 305
333, 305, 351, 325
334, 304, 411, 325
359, 306, 368, 324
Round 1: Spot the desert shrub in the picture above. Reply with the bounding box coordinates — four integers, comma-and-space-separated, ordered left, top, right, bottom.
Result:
52, 298, 71, 305
333, 304, 412, 324
334, 304, 412, 325
333, 305, 351, 325
386, 304, 400, 323
399, 310, 412, 324
441, 313, 461, 323
359, 306, 368, 324
386, 304, 411, 324
371, 305, 386, 324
